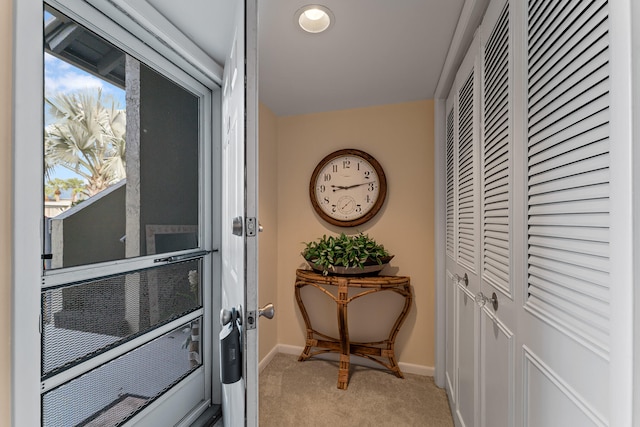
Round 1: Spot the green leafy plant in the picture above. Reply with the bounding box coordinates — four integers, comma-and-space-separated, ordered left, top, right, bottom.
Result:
301, 232, 391, 275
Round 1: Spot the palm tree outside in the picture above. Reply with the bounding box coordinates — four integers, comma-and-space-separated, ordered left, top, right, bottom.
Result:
44, 177, 87, 203
44, 88, 126, 199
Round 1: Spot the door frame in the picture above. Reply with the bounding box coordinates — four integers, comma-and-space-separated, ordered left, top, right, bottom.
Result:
608, 0, 637, 425
631, 0, 640, 421
12, 1, 225, 425
244, 0, 260, 424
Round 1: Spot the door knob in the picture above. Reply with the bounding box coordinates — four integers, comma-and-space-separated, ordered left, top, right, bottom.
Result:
220, 306, 243, 326
258, 303, 275, 319
454, 273, 469, 287
475, 292, 498, 311
232, 216, 243, 236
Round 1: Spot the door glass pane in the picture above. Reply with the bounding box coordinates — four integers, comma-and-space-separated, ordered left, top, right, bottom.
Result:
42, 259, 202, 378
42, 319, 202, 427
43, 6, 200, 270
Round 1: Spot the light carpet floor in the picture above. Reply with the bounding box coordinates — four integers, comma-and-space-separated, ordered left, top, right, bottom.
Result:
259, 353, 454, 427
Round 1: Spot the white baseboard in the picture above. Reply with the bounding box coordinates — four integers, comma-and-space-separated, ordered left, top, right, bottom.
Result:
259, 344, 434, 377
258, 345, 281, 373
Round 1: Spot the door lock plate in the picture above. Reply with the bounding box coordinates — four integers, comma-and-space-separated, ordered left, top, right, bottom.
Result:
246, 310, 257, 330
246, 217, 257, 237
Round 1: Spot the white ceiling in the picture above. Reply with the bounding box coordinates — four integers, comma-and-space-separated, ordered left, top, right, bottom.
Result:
146, 0, 467, 117
258, 0, 465, 116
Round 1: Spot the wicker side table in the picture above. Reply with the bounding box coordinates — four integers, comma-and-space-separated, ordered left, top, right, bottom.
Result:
294, 269, 413, 390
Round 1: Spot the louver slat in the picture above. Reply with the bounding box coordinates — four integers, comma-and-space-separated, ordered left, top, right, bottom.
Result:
527, 0, 610, 353
458, 70, 476, 271
483, 3, 510, 292
446, 109, 455, 257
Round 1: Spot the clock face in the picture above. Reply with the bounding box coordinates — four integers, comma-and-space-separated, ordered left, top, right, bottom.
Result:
309, 149, 387, 227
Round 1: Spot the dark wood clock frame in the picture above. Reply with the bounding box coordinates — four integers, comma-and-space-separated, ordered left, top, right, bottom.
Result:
309, 148, 387, 227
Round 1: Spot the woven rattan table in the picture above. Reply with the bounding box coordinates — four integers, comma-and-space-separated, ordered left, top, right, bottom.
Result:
294, 269, 413, 390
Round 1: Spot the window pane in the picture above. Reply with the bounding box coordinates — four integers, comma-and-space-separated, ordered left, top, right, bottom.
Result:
43, 6, 200, 270
42, 320, 202, 427
42, 259, 202, 377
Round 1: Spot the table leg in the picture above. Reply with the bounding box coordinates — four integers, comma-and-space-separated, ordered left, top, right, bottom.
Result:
383, 283, 413, 378
337, 278, 349, 389
295, 281, 315, 361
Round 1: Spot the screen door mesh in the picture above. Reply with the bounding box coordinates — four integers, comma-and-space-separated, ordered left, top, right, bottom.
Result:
42, 320, 202, 426
42, 259, 201, 377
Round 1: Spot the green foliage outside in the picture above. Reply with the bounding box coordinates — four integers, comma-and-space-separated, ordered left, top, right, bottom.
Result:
44, 88, 126, 199
44, 177, 86, 202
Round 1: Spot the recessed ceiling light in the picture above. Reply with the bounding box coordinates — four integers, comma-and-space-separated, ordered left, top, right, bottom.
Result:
295, 5, 334, 34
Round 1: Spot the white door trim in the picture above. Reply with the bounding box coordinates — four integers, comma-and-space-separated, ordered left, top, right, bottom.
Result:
12, 1, 44, 425
244, 0, 260, 425
608, 0, 635, 425
433, 97, 447, 388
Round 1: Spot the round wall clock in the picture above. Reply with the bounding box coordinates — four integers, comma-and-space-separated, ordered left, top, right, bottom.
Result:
309, 148, 387, 227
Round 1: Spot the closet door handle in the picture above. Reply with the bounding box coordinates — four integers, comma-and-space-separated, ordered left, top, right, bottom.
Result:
475, 292, 498, 311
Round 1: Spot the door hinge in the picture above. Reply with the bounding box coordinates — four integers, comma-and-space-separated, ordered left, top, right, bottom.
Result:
246, 217, 257, 237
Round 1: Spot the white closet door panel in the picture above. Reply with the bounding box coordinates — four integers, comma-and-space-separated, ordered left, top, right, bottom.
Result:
479, 1, 516, 426
528, 0, 607, 82
528, 85, 609, 140
446, 34, 481, 427
524, 0, 611, 422
458, 69, 478, 272
445, 270, 457, 404
481, 314, 514, 427
528, 223, 608, 241
529, 44, 609, 118
528, 235, 608, 258
528, 150, 609, 187
528, 198, 609, 216
523, 346, 608, 426
528, 253, 608, 287
482, 0, 511, 294
528, 110, 609, 157
528, 276, 609, 318
528, 244, 609, 274
446, 108, 456, 258
456, 286, 477, 427
528, 183, 609, 206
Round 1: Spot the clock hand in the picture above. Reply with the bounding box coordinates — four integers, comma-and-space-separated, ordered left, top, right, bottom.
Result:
343, 182, 374, 190
331, 181, 376, 191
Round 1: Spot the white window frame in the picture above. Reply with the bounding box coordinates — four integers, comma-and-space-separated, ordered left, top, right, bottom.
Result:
13, 1, 223, 425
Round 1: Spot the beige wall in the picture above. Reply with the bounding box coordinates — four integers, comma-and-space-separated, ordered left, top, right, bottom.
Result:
274, 100, 435, 367
1, 0, 12, 423
258, 103, 279, 360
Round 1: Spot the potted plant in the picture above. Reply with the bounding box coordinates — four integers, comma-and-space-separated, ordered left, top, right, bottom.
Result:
301, 232, 393, 276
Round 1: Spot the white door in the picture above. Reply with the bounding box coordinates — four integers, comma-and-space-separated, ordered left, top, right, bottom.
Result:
221, 0, 259, 426
445, 33, 482, 427
519, 0, 612, 424
477, 1, 516, 426
445, 0, 618, 425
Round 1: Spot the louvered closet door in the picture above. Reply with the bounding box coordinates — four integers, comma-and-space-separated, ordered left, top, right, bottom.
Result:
445, 34, 481, 427
478, 1, 515, 426
522, 0, 611, 424
444, 100, 457, 412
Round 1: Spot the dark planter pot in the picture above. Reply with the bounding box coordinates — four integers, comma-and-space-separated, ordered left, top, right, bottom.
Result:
305, 255, 394, 276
